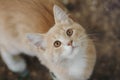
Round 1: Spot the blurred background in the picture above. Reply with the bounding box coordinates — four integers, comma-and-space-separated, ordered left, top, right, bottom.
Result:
0, 0, 120, 80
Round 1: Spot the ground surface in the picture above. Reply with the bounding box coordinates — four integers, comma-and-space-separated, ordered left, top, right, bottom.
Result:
0, 0, 120, 80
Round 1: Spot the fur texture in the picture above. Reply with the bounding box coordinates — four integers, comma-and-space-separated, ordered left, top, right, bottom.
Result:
0, 0, 61, 73
27, 5, 96, 80
0, 0, 96, 80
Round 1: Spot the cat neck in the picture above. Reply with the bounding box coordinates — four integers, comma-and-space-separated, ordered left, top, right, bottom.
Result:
50, 46, 88, 80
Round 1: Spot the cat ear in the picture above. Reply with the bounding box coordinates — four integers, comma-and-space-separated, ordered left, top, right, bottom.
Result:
53, 5, 70, 23
26, 33, 46, 50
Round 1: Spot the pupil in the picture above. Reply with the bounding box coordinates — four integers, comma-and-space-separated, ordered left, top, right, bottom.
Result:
57, 42, 59, 45
54, 41, 61, 47
69, 31, 71, 34
67, 29, 73, 36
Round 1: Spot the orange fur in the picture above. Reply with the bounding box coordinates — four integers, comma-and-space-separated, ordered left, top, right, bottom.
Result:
0, 0, 63, 54
0, 0, 96, 80
0, 0, 63, 74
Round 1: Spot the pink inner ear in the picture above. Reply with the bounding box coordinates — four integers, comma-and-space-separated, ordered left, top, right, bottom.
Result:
34, 42, 41, 47
26, 33, 46, 50
34, 41, 45, 51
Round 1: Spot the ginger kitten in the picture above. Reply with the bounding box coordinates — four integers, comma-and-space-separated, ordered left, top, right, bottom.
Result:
0, 0, 96, 80
27, 5, 96, 80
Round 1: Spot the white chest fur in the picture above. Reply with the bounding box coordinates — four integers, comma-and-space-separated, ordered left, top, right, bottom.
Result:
51, 46, 88, 80
68, 52, 87, 79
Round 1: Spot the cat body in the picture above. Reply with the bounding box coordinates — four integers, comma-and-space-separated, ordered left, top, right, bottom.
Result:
0, 0, 58, 73
0, 0, 96, 80
0, 0, 57, 55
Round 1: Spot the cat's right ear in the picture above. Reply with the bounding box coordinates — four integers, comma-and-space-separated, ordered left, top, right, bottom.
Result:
26, 33, 46, 51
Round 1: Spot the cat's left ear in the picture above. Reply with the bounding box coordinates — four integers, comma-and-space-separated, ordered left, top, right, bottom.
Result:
26, 33, 46, 51
53, 5, 73, 23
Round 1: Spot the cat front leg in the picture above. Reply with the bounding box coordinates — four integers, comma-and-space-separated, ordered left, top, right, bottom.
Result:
0, 47, 27, 74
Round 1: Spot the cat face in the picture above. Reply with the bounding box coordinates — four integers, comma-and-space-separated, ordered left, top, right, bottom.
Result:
27, 5, 87, 62
46, 22, 87, 61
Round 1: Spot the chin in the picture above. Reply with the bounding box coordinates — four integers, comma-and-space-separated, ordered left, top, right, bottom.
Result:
63, 48, 80, 59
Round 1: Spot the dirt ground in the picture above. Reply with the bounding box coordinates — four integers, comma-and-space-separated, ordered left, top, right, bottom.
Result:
0, 0, 120, 80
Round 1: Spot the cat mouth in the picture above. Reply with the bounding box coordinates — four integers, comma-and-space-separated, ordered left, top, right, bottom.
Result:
66, 46, 78, 59
70, 46, 78, 53
72, 45, 79, 49
72, 46, 77, 49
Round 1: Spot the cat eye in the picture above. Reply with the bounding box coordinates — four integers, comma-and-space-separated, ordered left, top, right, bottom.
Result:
66, 29, 73, 36
54, 40, 61, 47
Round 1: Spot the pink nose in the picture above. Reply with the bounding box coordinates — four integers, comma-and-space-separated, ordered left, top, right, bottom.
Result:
68, 40, 73, 46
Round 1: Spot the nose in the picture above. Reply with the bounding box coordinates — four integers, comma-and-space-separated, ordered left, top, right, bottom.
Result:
67, 40, 73, 46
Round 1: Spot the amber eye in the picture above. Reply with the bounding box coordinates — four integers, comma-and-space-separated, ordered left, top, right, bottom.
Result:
54, 40, 61, 47
66, 29, 73, 36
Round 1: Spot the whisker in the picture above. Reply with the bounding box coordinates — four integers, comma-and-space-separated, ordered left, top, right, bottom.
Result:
87, 33, 99, 36
78, 35, 98, 46
79, 35, 88, 41
79, 34, 98, 43
81, 38, 98, 44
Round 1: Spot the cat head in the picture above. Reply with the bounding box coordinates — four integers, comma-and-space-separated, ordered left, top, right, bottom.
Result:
27, 5, 88, 62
